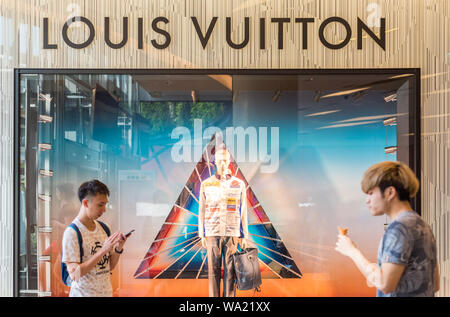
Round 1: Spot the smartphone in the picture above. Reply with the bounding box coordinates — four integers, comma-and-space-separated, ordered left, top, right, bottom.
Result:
125, 229, 135, 238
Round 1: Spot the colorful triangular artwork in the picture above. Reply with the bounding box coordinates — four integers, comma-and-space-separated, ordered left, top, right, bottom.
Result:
134, 135, 302, 279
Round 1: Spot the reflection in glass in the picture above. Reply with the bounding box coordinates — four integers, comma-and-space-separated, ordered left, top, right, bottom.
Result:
18, 72, 416, 296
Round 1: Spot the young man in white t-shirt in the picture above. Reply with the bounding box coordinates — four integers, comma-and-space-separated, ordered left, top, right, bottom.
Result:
62, 180, 129, 297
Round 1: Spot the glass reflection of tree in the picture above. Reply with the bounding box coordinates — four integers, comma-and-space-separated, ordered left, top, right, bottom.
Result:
139, 101, 227, 189
140, 101, 226, 137
140, 102, 174, 137
189, 102, 225, 126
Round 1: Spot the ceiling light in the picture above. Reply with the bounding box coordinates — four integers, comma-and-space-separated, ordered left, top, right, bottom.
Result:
305, 110, 341, 117
191, 90, 198, 103
38, 115, 53, 123
117, 116, 132, 126
352, 91, 366, 102
383, 117, 397, 126
321, 87, 371, 99
272, 90, 281, 103
384, 93, 397, 102
38, 194, 52, 202
389, 74, 414, 80
66, 94, 86, 99
384, 146, 397, 154
313, 90, 322, 103
38, 143, 52, 151
39, 93, 53, 102
39, 169, 54, 177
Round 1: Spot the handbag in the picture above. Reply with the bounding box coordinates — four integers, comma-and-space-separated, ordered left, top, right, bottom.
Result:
232, 247, 262, 292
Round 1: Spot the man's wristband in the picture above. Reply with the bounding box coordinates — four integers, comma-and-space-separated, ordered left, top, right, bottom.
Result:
115, 247, 123, 254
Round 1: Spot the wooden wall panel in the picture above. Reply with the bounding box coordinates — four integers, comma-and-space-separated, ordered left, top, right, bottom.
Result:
421, 0, 450, 297
0, 1, 17, 297
0, 0, 449, 296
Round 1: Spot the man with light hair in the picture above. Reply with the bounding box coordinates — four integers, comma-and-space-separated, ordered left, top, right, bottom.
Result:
335, 161, 440, 296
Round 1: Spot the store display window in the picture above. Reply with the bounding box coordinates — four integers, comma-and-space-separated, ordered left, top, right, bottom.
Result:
16, 70, 419, 296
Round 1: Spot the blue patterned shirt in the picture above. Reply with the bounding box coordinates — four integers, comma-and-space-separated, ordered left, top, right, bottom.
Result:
377, 211, 437, 297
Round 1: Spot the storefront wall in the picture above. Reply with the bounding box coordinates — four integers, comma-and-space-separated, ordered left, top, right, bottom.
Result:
0, 0, 449, 296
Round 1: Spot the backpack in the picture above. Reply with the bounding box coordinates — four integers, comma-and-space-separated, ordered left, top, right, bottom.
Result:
61, 221, 111, 286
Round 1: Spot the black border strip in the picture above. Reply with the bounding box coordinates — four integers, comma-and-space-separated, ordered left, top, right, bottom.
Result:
13, 68, 421, 297
13, 69, 20, 297
413, 68, 421, 214
17, 68, 418, 75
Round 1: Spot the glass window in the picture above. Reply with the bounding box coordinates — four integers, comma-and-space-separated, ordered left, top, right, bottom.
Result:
18, 71, 418, 296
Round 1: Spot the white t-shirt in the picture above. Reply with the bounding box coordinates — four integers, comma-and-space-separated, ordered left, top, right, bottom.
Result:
62, 218, 113, 297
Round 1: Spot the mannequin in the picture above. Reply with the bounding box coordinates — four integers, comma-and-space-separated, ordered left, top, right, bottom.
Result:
198, 146, 248, 297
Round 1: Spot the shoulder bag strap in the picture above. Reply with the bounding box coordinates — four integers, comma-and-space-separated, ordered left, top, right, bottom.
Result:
68, 223, 83, 262
97, 220, 111, 237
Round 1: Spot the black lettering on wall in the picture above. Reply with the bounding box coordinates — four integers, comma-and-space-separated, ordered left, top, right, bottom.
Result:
43, 18, 57, 49
295, 18, 315, 50
44, 16, 387, 51
151, 17, 171, 49
62, 16, 95, 49
271, 18, 290, 49
319, 17, 352, 50
138, 18, 143, 49
260, 18, 266, 49
357, 17, 386, 50
191, 17, 218, 49
105, 17, 128, 49
226, 17, 250, 49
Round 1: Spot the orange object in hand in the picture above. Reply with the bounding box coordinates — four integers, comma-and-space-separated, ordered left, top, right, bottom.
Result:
338, 226, 348, 235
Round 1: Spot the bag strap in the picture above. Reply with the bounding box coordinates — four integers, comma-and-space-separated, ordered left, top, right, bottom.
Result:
252, 286, 261, 296
233, 248, 246, 297
68, 223, 83, 262
66, 221, 109, 264
250, 249, 261, 297
97, 221, 111, 237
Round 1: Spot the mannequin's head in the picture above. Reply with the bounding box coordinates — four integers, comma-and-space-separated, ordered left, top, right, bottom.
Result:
214, 146, 231, 176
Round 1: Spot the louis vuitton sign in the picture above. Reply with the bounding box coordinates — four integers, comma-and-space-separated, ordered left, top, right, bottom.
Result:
43, 16, 386, 51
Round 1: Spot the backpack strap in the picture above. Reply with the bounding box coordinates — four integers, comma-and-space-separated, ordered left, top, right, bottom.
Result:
65, 221, 110, 265
61, 221, 111, 286
68, 223, 83, 262
61, 223, 84, 286
97, 221, 111, 237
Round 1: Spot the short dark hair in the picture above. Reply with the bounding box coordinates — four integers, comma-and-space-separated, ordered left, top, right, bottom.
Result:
78, 180, 110, 202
